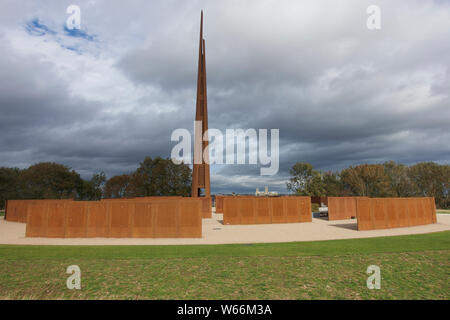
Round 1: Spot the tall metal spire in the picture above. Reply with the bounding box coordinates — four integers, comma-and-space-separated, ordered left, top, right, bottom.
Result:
192, 11, 211, 198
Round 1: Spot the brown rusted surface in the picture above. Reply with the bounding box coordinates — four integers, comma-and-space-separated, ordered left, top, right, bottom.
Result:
356, 197, 437, 231
25, 202, 48, 237
215, 196, 224, 213
86, 202, 108, 238
102, 196, 210, 219
24, 198, 203, 238
101, 196, 182, 202
201, 197, 212, 218
179, 199, 202, 238
327, 197, 368, 221
6, 199, 73, 223
223, 196, 312, 225
66, 202, 88, 238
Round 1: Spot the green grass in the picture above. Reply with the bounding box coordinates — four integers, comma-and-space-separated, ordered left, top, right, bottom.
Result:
0, 210, 4, 217
0, 231, 449, 300
437, 209, 450, 214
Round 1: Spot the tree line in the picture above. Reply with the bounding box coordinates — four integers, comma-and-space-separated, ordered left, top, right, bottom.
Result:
0, 157, 191, 210
287, 161, 449, 209
1, 158, 448, 210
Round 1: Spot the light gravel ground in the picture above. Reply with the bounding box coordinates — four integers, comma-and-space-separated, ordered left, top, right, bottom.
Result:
1, 214, 449, 246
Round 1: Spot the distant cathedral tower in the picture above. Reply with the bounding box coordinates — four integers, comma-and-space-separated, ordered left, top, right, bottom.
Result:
192, 11, 211, 198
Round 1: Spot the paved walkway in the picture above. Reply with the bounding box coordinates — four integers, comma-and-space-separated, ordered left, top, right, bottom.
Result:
0, 214, 449, 246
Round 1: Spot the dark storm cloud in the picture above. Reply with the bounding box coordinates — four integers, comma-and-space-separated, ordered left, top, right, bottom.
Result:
0, 0, 449, 193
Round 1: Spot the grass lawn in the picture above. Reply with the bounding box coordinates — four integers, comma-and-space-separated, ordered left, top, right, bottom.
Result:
0, 210, 4, 217
0, 231, 448, 300
437, 209, 450, 214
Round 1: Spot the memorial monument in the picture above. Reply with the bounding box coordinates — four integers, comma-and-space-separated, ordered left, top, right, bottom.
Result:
191, 11, 211, 199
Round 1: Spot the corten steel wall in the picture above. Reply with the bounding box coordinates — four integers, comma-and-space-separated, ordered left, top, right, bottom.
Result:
201, 197, 212, 218
101, 197, 183, 202
101, 196, 211, 219
327, 197, 368, 221
215, 196, 224, 213
5, 199, 73, 223
25, 198, 202, 238
356, 197, 437, 231
223, 196, 312, 225
215, 196, 257, 214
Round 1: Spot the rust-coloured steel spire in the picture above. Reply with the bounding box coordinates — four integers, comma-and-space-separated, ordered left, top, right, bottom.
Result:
192, 11, 211, 198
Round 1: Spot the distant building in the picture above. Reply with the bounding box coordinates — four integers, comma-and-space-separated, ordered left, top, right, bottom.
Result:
255, 186, 279, 197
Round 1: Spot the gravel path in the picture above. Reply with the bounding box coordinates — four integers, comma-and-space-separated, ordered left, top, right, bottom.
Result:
1, 214, 449, 246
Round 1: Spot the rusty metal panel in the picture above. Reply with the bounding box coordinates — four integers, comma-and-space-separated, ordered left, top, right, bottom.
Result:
132, 202, 153, 238
153, 202, 178, 238
356, 198, 372, 231
415, 199, 424, 226
22, 198, 203, 239
5, 200, 18, 222
65, 202, 87, 238
25, 202, 48, 237
109, 202, 132, 238
271, 197, 286, 224
255, 197, 271, 224
47, 202, 66, 238
179, 199, 202, 238
222, 196, 311, 225
223, 197, 240, 225
285, 197, 300, 223
421, 198, 432, 225
6, 199, 73, 223
430, 197, 437, 224
86, 202, 108, 238
201, 197, 212, 218
385, 199, 398, 229
215, 196, 223, 213
327, 198, 337, 221
372, 199, 387, 229
347, 198, 357, 219
18, 201, 29, 223
299, 197, 312, 222
328, 197, 362, 220
357, 198, 436, 231
406, 200, 417, 227
240, 198, 255, 224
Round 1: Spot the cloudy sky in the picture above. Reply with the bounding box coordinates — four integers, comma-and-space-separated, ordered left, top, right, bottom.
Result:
0, 0, 449, 194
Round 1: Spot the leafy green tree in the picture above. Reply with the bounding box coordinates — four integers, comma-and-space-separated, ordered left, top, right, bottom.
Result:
286, 162, 324, 196
104, 174, 131, 198
383, 161, 417, 197
0, 167, 21, 209
78, 172, 106, 200
408, 162, 449, 208
322, 171, 345, 196
338, 164, 391, 197
128, 157, 191, 197
18, 162, 81, 199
